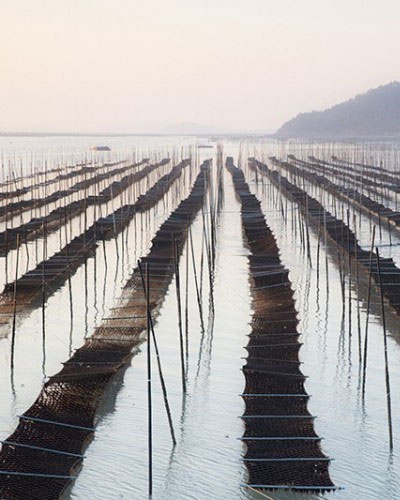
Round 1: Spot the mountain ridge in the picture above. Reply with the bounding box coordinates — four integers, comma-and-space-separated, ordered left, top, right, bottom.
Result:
276, 82, 400, 138
158, 121, 219, 135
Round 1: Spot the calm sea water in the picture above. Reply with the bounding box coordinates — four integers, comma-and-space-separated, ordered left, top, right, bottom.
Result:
0, 136, 399, 499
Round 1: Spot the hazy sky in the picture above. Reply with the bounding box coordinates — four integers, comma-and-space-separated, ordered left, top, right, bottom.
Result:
1, 0, 399, 133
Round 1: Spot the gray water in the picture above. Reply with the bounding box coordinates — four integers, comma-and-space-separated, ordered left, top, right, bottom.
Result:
0, 136, 399, 499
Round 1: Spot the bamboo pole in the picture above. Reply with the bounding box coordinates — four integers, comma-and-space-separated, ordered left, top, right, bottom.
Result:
145, 262, 153, 496
173, 237, 186, 393
184, 223, 190, 370
10, 234, 20, 370
353, 215, 362, 363
362, 225, 376, 400
189, 224, 205, 332
375, 248, 394, 451
42, 221, 47, 376
138, 262, 176, 447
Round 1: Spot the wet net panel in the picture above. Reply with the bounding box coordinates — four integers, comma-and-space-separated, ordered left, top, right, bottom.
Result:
0, 161, 211, 500
0, 159, 140, 236
226, 158, 334, 492
253, 157, 400, 320
0, 159, 188, 325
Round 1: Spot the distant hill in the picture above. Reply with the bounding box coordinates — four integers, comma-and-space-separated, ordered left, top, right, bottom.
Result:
276, 82, 400, 139
159, 121, 219, 135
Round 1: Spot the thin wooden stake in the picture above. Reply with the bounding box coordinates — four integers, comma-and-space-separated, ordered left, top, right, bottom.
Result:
184, 223, 190, 370
10, 234, 20, 370
173, 237, 186, 393
362, 225, 376, 400
353, 215, 362, 363
42, 221, 47, 376
138, 262, 176, 446
146, 262, 153, 497
189, 225, 205, 332
375, 248, 394, 451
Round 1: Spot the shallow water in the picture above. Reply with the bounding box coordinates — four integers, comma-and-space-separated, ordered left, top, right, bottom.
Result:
248, 173, 400, 500
0, 136, 399, 499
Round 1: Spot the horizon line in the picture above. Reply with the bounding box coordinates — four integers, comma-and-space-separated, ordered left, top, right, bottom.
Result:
0, 131, 276, 138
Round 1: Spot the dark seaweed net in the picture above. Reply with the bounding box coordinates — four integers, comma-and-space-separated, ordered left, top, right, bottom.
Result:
227, 158, 334, 491
0, 160, 188, 322
251, 157, 400, 317
0, 161, 210, 500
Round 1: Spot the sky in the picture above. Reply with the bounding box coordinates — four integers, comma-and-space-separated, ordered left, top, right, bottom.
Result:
1, 0, 399, 134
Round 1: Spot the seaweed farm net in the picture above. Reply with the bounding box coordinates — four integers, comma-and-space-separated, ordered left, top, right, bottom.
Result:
0, 161, 211, 500
271, 155, 400, 229
0, 158, 151, 256
226, 157, 335, 492
251, 158, 400, 319
0, 159, 188, 324
0, 158, 134, 224
0, 158, 112, 199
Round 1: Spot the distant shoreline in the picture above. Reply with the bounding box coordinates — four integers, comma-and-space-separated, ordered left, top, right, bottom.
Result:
276, 82, 400, 139
0, 131, 275, 138
2, 132, 400, 142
